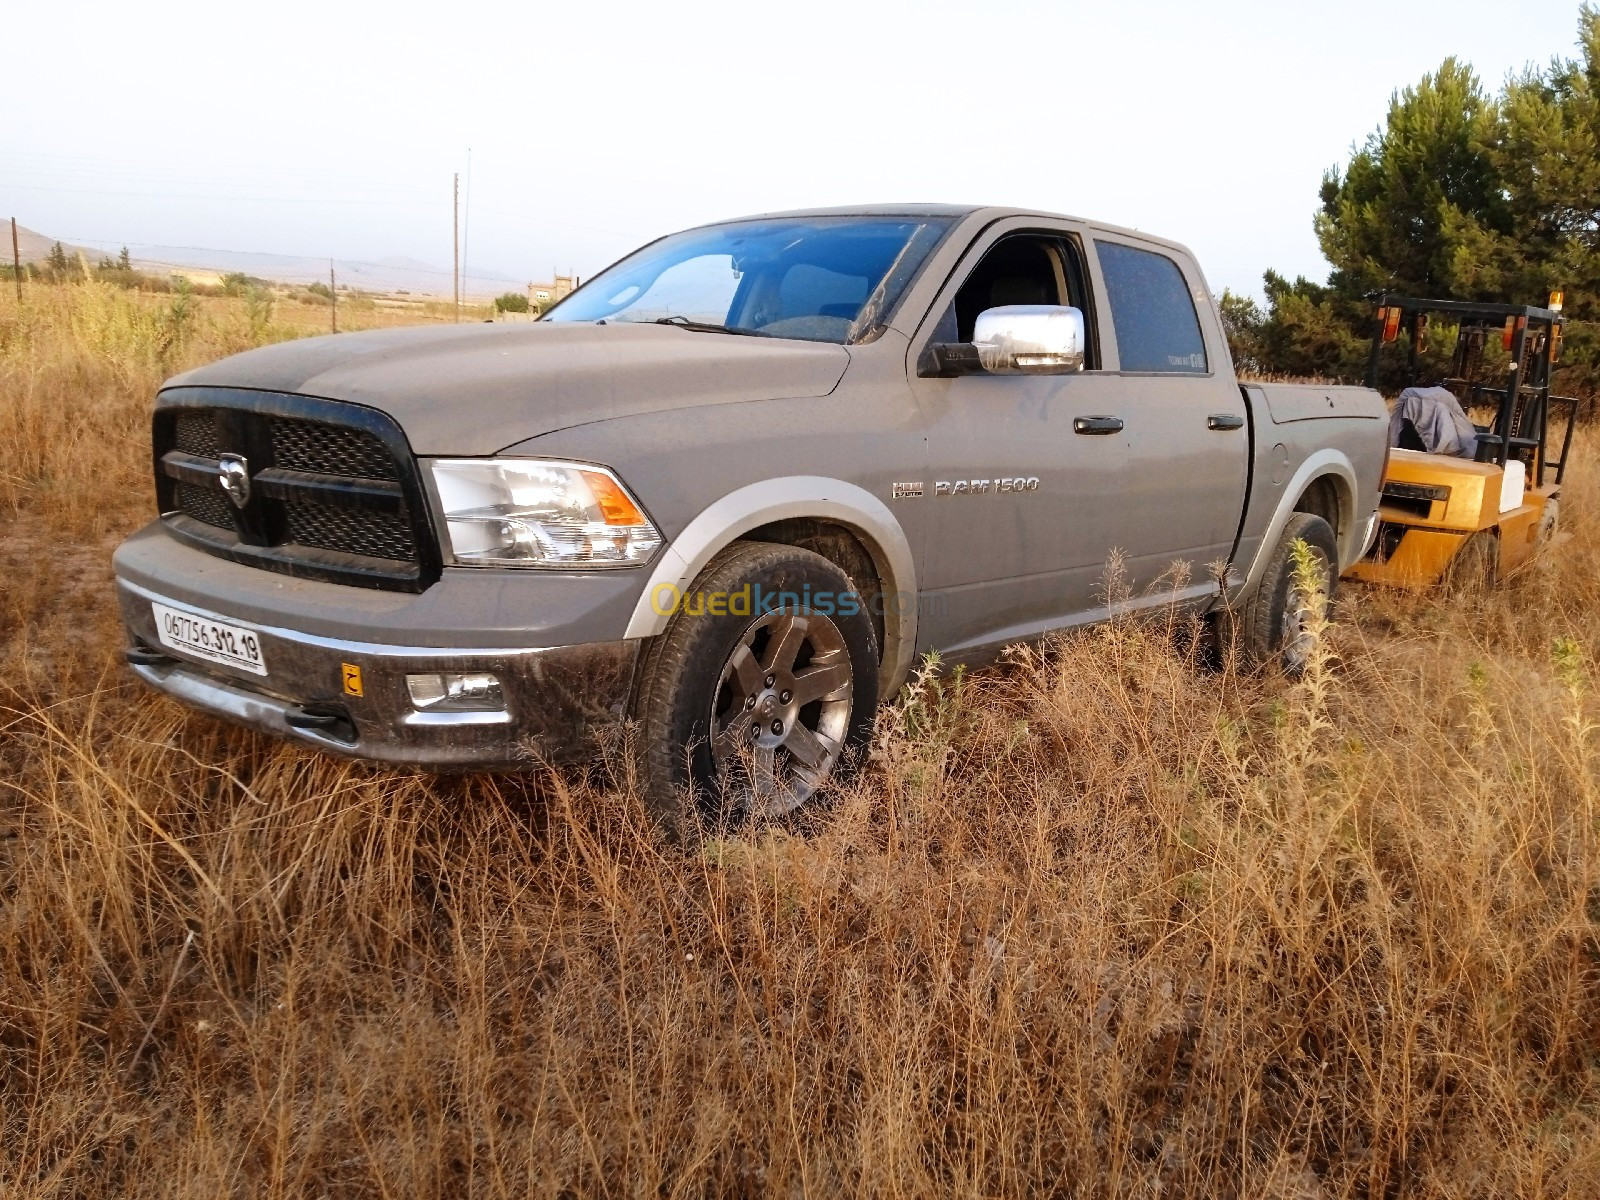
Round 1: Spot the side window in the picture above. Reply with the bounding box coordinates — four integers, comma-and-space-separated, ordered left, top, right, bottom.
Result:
1094, 241, 1208, 373
937, 235, 1071, 343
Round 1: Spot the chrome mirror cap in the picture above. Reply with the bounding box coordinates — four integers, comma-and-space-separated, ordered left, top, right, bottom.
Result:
973, 305, 1086, 374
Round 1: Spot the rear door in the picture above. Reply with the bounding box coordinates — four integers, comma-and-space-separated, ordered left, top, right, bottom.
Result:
1081, 235, 1249, 599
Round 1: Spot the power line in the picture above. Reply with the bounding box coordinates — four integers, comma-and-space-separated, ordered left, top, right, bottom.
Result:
46, 235, 519, 285
0, 153, 444, 192
0, 181, 445, 207
470, 204, 647, 239
0, 169, 439, 197
1, 178, 650, 239
1, 148, 434, 174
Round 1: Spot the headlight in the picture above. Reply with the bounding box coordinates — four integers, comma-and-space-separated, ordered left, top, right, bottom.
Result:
429, 458, 662, 567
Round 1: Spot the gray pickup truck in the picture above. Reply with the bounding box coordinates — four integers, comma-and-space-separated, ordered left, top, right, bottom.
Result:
113, 204, 1387, 821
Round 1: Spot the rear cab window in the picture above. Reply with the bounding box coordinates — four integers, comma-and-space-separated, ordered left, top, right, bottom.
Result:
1093, 240, 1208, 374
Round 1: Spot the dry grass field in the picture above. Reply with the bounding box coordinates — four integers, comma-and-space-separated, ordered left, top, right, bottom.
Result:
2, 281, 1598, 1197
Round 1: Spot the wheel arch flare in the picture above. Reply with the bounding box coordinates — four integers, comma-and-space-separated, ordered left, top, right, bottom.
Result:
622, 476, 919, 697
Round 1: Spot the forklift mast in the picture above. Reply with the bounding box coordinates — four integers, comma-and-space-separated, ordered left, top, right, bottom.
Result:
1366, 294, 1577, 489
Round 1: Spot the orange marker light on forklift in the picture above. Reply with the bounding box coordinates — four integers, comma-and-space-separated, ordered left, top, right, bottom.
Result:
1549, 290, 1564, 313
1382, 306, 1401, 343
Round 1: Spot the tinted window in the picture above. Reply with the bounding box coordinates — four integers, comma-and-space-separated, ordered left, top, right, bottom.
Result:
943, 236, 1068, 342
1095, 241, 1207, 373
777, 263, 869, 321
608, 254, 740, 325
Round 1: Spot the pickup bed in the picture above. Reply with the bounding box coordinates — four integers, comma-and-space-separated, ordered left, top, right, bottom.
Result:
112, 204, 1388, 822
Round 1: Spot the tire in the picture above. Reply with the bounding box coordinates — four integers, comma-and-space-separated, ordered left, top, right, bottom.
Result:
631, 541, 880, 833
1443, 528, 1499, 592
1230, 512, 1339, 674
1536, 496, 1560, 547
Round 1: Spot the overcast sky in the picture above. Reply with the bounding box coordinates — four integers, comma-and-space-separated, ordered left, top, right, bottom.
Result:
1, 1, 1586, 299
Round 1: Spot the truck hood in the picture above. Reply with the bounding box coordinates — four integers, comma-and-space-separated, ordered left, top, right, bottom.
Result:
163, 322, 851, 454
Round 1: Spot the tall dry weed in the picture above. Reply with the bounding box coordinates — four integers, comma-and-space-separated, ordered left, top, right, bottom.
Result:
1, 283, 1598, 1197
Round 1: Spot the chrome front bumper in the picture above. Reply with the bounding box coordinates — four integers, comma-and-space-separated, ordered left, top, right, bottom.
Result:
117, 579, 638, 770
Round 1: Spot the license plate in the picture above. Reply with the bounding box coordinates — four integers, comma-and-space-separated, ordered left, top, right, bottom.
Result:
151, 602, 268, 676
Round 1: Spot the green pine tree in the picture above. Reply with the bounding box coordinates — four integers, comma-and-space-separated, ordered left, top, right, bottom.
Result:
1316, 58, 1506, 300
1239, 6, 1600, 393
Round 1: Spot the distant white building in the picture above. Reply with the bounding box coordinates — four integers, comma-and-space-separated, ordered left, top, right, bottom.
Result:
528, 273, 577, 310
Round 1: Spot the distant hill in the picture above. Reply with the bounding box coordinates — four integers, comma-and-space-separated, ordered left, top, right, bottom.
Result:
121, 244, 521, 298
7, 223, 520, 298
6, 222, 104, 266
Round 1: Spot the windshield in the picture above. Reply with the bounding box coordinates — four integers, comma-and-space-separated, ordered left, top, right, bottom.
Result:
544, 216, 954, 343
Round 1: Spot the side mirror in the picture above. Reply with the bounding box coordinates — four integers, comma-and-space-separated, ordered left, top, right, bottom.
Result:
974, 305, 1086, 373
919, 305, 1086, 377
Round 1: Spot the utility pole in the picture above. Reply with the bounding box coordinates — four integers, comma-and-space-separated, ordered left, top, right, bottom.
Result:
461, 147, 472, 320
452, 172, 460, 323
10, 218, 20, 304
329, 261, 337, 334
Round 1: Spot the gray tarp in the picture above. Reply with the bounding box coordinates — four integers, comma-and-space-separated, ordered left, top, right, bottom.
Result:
1390, 385, 1479, 459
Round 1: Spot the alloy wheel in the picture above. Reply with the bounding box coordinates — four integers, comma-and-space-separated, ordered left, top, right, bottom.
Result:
709, 608, 853, 817
1279, 558, 1329, 674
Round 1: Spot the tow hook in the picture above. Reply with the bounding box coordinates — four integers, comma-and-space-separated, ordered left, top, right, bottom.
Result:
284, 704, 358, 744
125, 645, 177, 669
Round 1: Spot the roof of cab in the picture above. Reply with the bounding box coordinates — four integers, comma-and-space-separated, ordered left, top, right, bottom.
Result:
692, 203, 1194, 258
703, 203, 981, 222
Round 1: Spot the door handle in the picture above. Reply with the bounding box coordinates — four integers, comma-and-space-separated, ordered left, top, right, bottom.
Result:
1207, 413, 1246, 431
1073, 416, 1124, 435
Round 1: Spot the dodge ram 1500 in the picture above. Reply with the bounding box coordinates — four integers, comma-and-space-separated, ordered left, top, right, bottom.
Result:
113, 205, 1388, 823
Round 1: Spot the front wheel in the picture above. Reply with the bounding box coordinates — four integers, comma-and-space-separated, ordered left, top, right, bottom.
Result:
1444, 528, 1499, 592
632, 541, 879, 833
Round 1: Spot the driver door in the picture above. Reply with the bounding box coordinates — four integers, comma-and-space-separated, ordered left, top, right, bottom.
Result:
906, 221, 1131, 661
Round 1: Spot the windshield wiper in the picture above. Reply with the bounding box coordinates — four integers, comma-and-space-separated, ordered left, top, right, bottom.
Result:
652, 316, 770, 337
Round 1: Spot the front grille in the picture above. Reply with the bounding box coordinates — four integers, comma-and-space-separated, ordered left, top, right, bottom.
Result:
175, 411, 222, 458
177, 480, 234, 530
271, 417, 399, 481
1381, 480, 1450, 520
286, 499, 417, 562
152, 392, 439, 592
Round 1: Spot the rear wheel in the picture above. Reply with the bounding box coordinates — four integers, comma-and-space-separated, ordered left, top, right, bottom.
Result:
1230, 512, 1339, 675
1535, 496, 1561, 547
632, 541, 879, 833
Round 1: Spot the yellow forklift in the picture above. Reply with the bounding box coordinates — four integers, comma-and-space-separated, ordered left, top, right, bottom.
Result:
1344, 293, 1578, 589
